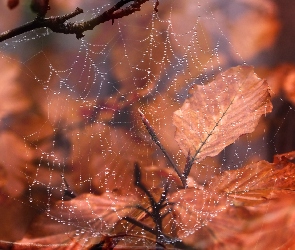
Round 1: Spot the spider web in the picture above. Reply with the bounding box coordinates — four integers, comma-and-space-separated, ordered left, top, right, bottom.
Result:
0, 0, 293, 248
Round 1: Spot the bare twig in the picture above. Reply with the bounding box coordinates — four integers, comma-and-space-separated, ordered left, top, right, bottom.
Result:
124, 216, 157, 235
61, 174, 77, 199
182, 150, 193, 186
133, 163, 173, 247
123, 164, 190, 249
134, 163, 157, 208
0, 7, 83, 42
138, 109, 186, 188
154, 0, 160, 12
0, 0, 151, 42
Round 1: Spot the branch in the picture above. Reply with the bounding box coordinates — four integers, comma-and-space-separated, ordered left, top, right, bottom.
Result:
138, 109, 186, 188
134, 162, 157, 208
125, 165, 191, 248
0, 0, 151, 42
182, 150, 192, 187
61, 174, 77, 199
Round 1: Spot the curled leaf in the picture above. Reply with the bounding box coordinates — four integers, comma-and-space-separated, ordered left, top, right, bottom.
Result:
173, 65, 272, 163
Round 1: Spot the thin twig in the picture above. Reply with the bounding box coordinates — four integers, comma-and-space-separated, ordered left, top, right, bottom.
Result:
138, 109, 186, 188
124, 165, 191, 249
133, 164, 171, 246
61, 174, 77, 199
0, 7, 83, 42
182, 150, 192, 187
154, 0, 160, 12
134, 162, 157, 208
123, 216, 157, 235
158, 182, 169, 205
0, 0, 151, 42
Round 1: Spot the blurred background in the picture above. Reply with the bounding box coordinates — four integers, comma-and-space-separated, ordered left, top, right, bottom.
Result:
0, 0, 295, 243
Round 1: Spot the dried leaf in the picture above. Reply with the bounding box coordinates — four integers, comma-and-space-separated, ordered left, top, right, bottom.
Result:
221, 160, 295, 192
235, 194, 295, 249
17, 193, 134, 248
169, 153, 295, 248
173, 65, 272, 163
174, 192, 295, 250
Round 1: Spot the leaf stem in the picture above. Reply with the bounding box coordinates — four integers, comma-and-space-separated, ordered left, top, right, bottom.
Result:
182, 98, 235, 180
138, 109, 186, 188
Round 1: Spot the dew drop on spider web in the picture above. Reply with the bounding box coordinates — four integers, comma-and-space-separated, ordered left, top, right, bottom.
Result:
0, 0, 292, 249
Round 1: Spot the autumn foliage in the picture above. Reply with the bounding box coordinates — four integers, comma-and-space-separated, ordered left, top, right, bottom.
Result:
1, 62, 294, 249
0, 0, 295, 250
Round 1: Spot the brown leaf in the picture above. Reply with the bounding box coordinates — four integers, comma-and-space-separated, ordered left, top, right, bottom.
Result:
173, 192, 295, 250
235, 193, 295, 249
210, 160, 295, 192
169, 153, 295, 248
173, 65, 272, 163
169, 189, 229, 241
17, 193, 134, 248
0, 53, 53, 142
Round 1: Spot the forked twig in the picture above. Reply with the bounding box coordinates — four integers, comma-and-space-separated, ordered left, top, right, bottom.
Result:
119, 164, 192, 249
0, 0, 152, 42
61, 174, 77, 199
121, 163, 188, 248
182, 150, 194, 184
134, 163, 171, 246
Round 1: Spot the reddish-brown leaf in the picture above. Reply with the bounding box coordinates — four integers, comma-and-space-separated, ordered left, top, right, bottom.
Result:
169, 152, 295, 248
209, 159, 295, 193
16, 193, 135, 248
173, 65, 272, 163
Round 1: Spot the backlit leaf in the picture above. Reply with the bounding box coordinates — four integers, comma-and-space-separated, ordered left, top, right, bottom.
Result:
169, 152, 295, 248
15, 193, 134, 248
173, 65, 272, 163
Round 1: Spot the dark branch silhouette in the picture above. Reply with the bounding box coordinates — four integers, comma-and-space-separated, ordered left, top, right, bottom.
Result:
120, 163, 188, 249
61, 174, 77, 199
0, 0, 151, 42
138, 109, 187, 188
